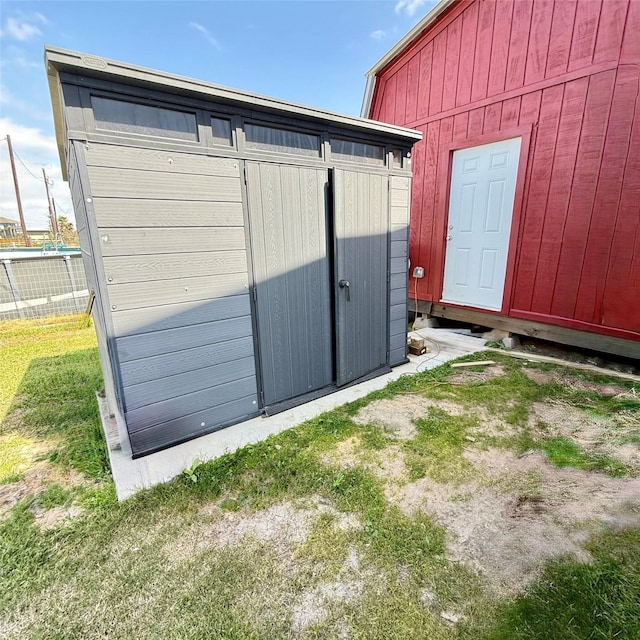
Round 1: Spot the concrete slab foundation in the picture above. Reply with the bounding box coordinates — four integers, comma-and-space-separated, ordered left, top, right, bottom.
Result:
103, 327, 487, 500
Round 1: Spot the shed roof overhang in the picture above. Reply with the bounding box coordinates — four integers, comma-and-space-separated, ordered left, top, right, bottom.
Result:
45, 46, 422, 181
360, 0, 456, 117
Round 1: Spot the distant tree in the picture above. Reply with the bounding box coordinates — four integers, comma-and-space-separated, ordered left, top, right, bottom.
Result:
57, 216, 80, 246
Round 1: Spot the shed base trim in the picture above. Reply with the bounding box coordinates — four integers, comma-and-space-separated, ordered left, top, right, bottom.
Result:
262, 365, 393, 417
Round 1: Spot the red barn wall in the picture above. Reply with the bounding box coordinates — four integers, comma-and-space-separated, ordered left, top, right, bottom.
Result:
371, 0, 640, 340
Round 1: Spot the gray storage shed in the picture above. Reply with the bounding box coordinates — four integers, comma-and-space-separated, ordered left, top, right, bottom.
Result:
46, 47, 422, 457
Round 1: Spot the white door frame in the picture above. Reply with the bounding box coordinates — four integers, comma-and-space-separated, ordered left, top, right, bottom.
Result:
441, 136, 522, 312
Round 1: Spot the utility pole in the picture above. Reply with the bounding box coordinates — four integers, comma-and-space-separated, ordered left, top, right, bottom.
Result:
42, 168, 58, 237
5, 134, 32, 246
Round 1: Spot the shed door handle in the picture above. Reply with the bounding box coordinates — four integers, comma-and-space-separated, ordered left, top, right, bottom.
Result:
339, 279, 351, 301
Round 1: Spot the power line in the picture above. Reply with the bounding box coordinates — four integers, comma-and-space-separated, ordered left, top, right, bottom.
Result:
13, 147, 49, 182
1, 135, 52, 184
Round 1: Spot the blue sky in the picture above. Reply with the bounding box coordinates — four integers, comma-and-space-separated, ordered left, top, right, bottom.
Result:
0, 0, 435, 229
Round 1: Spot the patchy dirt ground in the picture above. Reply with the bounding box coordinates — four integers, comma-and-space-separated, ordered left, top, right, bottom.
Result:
531, 399, 640, 471
163, 495, 361, 569
339, 371, 640, 595
352, 396, 466, 439
158, 495, 377, 635
0, 461, 87, 527
392, 448, 640, 593
352, 393, 513, 440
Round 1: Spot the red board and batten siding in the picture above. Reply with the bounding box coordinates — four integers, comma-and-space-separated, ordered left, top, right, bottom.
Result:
370, 0, 640, 340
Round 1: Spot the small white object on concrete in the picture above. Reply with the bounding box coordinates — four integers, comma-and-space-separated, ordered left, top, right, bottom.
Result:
502, 335, 521, 350
412, 314, 439, 329
482, 328, 510, 341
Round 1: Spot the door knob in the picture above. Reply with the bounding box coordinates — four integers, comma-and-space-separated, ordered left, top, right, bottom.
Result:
339, 279, 351, 301
446, 235, 452, 241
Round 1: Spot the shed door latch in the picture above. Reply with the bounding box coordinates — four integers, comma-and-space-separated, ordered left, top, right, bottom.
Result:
338, 279, 350, 301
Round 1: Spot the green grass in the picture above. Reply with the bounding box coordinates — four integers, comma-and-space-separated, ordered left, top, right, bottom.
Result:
1, 318, 639, 639
473, 529, 640, 640
0, 315, 108, 481
405, 407, 476, 482
540, 435, 630, 477
34, 483, 74, 509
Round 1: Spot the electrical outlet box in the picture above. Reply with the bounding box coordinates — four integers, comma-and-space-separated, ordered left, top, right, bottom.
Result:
412, 266, 425, 279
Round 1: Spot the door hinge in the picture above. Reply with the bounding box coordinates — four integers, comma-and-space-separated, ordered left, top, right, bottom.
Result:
260, 390, 265, 406
252, 286, 257, 302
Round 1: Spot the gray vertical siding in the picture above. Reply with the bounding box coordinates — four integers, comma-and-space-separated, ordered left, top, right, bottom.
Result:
389, 176, 410, 366
334, 169, 389, 385
82, 143, 258, 453
246, 162, 333, 406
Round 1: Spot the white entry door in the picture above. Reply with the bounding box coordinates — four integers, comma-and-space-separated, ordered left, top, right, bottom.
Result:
442, 137, 521, 311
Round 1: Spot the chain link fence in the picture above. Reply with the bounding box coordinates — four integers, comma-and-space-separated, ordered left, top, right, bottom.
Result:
1, 254, 89, 320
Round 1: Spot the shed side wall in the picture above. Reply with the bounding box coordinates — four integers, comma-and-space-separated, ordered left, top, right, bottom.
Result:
68, 142, 121, 422
81, 142, 258, 454
389, 175, 411, 364
371, 0, 640, 339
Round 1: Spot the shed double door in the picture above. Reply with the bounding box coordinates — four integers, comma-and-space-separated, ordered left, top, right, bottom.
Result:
246, 162, 389, 410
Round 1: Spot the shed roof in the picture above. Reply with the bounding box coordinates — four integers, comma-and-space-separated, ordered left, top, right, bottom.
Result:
360, 0, 455, 116
45, 46, 422, 180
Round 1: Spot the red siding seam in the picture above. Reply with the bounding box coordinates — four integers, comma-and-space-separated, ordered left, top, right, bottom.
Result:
574, 67, 635, 324
409, 126, 427, 297
395, 65, 409, 125
466, 106, 485, 137
456, 1, 479, 107
505, 0, 534, 91
568, 70, 616, 320
620, 0, 639, 63
509, 91, 542, 313
593, 0, 629, 64
535, 78, 588, 314
399, 60, 618, 130
405, 55, 420, 122
429, 32, 447, 116
416, 43, 432, 121
601, 66, 638, 283
416, 121, 440, 298
471, 0, 497, 102
524, 0, 554, 85
453, 112, 469, 140
545, 0, 578, 78
520, 0, 534, 86
442, 14, 462, 112
617, 0, 632, 62
500, 126, 535, 314
526, 83, 566, 312
512, 88, 556, 313
553, 70, 616, 320
601, 66, 640, 329
568, 0, 603, 71
547, 77, 591, 313
483, 102, 503, 133
487, 0, 514, 96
